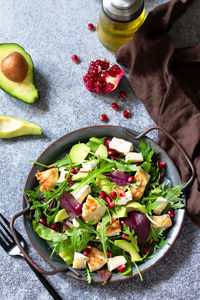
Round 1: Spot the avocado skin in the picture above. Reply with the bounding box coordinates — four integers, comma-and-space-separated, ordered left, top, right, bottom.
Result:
0, 115, 42, 138
0, 43, 38, 104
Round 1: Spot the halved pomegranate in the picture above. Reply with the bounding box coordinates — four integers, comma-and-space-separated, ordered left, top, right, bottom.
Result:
83, 59, 124, 94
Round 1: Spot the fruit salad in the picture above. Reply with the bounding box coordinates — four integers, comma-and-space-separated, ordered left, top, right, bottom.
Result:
25, 136, 184, 283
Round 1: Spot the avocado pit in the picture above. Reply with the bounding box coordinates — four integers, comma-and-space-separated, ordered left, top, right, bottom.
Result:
1, 51, 28, 82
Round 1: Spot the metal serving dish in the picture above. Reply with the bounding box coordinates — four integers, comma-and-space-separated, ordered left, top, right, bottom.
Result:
10, 125, 194, 283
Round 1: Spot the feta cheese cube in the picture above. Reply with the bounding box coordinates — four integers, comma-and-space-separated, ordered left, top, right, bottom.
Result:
87, 247, 106, 272
72, 185, 91, 203
151, 214, 172, 229
56, 167, 67, 183
82, 160, 97, 171
96, 218, 121, 237
108, 256, 127, 271
153, 197, 169, 215
72, 252, 89, 269
82, 195, 106, 225
117, 191, 132, 205
125, 152, 144, 163
130, 170, 150, 200
109, 137, 133, 154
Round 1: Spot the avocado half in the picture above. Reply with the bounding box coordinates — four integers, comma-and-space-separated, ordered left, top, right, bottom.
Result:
0, 43, 38, 103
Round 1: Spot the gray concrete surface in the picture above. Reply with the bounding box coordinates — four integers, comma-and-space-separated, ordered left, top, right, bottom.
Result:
0, 0, 199, 299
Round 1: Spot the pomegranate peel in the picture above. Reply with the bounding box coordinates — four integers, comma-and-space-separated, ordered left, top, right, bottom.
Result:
83, 59, 124, 94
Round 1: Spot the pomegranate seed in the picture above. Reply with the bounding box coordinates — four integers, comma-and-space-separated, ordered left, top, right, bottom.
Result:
71, 168, 77, 174
159, 161, 166, 168
119, 91, 127, 98
144, 247, 148, 254
108, 149, 116, 156
51, 224, 57, 231
83, 248, 91, 256
48, 167, 54, 170
128, 176, 135, 183
119, 192, 126, 197
110, 191, 117, 199
75, 204, 82, 214
99, 191, 106, 199
108, 202, 115, 209
147, 238, 154, 246
123, 110, 131, 118
107, 251, 112, 258
67, 180, 76, 186
40, 218, 46, 225
117, 264, 126, 273
120, 220, 124, 225
67, 174, 72, 181
136, 162, 141, 166
112, 103, 119, 111
88, 23, 95, 31
100, 114, 108, 121
122, 234, 129, 241
87, 242, 92, 247
71, 54, 79, 63
167, 210, 175, 218
105, 196, 111, 204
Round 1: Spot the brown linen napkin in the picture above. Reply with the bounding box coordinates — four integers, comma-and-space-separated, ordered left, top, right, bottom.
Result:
116, 0, 200, 226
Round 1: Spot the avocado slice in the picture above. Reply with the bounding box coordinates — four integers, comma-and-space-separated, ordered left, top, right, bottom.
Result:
115, 240, 141, 262
54, 209, 69, 223
0, 115, 42, 138
59, 252, 73, 265
95, 144, 108, 158
96, 177, 112, 194
69, 143, 90, 164
0, 43, 38, 103
112, 206, 127, 218
126, 201, 147, 214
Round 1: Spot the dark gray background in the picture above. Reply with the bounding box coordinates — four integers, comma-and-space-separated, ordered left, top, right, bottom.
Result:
0, 0, 199, 299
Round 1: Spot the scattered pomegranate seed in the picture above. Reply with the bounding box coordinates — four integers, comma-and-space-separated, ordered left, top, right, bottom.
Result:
67, 180, 76, 186
123, 110, 131, 118
119, 90, 127, 98
128, 176, 135, 183
39, 218, 47, 225
108, 202, 115, 209
88, 23, 95, 31
119, 192, 126, 197
167, 210, 175, 218
110, 191, 117, 199
71, 54, 79, 63
108, 149, 116, 156
75, 204, 82, 214
147, 238, 154, 246
99, 191, 106, 199
71, 168, 77, 174
117, 264, 126, 273
107, 251, 112, 258
144, 247, 148, 254
122, 234, 129, 241
136, 162, 141, 166
159, 161, 166, 168
50, 224, 57, 231
112, 103, 119, 111
83, 248, 91, 256
105, 196, 111, 204
100, 114, 108, 121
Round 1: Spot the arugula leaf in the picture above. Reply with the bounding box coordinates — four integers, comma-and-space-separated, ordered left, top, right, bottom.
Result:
85, 267, 93, 284
123, 224, 139, 252
97, 215, 110, 265
70, 227, 92, 253
164, 183, 185, 209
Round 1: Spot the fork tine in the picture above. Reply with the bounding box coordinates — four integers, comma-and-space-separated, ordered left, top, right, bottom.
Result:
0, 221, 14, 242
0, 213, 11, 227
0, 228, 10, 248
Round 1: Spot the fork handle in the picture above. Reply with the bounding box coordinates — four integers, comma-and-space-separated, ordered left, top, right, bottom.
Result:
24, 257, 62, 300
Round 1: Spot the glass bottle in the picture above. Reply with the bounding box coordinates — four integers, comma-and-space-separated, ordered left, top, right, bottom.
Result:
97, 0, 146, 54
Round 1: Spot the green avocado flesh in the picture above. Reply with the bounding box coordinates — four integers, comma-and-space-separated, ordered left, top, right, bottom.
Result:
95, 144, 108, 158
125, 201, 147, 214
69, 143, 90, 164
115, 240, 141, 262
0, 43, 38, 103
0, 115, 42, 138
54, 209, 69, 223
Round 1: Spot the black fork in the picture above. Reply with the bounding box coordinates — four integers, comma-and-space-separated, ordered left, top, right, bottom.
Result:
0, 213, 62, 300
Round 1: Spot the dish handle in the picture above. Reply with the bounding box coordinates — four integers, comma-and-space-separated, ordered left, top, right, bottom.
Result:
124, 125, 195, 191
10, 194, 81, 277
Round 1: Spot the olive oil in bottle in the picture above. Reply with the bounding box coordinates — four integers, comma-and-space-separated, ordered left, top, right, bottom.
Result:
97, 0, 146, 54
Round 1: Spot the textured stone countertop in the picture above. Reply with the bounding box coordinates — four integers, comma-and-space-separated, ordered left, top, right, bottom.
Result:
0, 0, 199, 299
